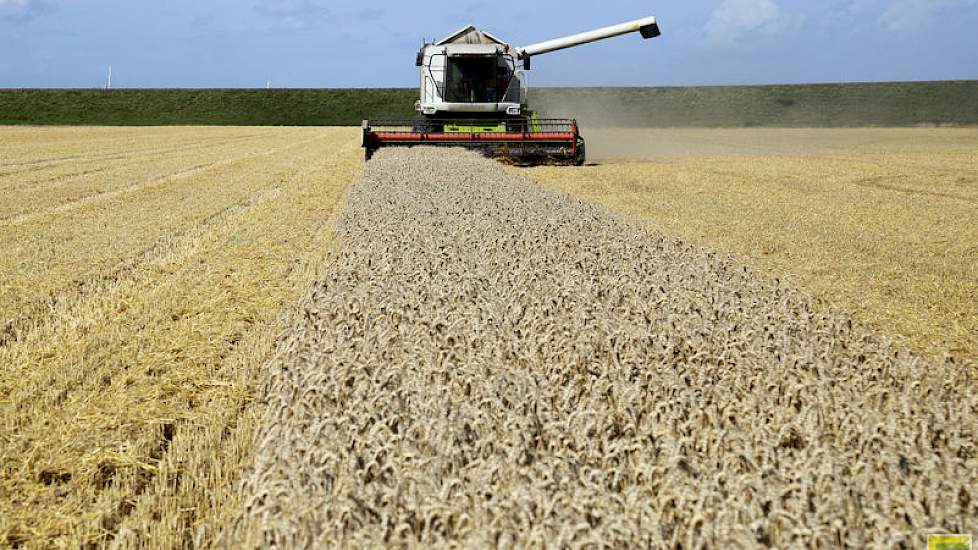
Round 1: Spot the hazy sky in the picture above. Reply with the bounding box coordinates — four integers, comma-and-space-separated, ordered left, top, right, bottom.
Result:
1, 0, 976, 88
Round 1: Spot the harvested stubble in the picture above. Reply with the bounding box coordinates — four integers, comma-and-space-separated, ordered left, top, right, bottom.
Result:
0, 127, 361, 548
0, 129, 268, 220
228, 147, 977, 547
0, 128, 328, 352
522, 128, 978, 364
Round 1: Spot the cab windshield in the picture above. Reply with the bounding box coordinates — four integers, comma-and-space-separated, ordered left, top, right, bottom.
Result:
445, 55, 514, 103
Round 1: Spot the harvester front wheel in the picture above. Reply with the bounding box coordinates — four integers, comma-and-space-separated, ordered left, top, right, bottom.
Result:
575, 138, 587, 166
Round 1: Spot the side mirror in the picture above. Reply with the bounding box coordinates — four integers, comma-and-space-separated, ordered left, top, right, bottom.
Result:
523, 56, 531, 70
416, 51, 424, 66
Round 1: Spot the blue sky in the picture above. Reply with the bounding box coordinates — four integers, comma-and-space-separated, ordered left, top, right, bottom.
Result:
1, 0, 976, 88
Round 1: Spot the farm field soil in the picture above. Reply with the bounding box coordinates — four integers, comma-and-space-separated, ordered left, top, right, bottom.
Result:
0, 126, 361, 548
521, 128, 978, 364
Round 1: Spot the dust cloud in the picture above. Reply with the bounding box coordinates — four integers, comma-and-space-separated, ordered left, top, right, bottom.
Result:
527, 84, 978, 161
530, 93, 759, 160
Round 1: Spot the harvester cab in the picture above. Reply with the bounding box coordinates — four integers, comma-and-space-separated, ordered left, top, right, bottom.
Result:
363, 16, 660, 166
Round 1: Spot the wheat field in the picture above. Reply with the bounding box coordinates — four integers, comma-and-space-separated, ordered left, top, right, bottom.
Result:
1, 127, 975, 548
523, 128, 978, 365
227, 147, 976, 547
0, 127, 360, 548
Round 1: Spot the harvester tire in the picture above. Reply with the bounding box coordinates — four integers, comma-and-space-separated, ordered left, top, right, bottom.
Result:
575, 139, 587, 167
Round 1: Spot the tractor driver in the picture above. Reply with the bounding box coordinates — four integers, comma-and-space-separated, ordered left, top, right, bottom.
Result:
450, 56, 511, 103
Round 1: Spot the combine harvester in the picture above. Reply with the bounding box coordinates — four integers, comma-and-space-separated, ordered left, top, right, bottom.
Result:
363, 16, 660, 166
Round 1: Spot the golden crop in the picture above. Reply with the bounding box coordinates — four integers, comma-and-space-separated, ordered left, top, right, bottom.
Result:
227, 147, 976, 547
2, 127, 975, 548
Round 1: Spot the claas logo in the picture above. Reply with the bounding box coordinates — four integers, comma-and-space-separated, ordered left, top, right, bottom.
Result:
929, 534, 973, 550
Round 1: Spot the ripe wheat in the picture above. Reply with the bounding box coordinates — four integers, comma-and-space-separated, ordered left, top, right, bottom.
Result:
227, 147, 977, 548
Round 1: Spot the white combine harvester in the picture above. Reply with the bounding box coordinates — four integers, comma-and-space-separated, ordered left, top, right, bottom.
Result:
363, 16, 660, 166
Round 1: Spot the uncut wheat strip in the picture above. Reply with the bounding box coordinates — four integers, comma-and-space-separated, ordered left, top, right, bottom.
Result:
0, 131, 335, 348
0, 131, 360, 549
229, 153, 676, 544
228, 147, 977, 548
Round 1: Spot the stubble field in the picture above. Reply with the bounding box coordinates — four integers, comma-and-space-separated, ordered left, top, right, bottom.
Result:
1, 126, 975, 548
525, 128, 978, 364
0, 127, 360, 547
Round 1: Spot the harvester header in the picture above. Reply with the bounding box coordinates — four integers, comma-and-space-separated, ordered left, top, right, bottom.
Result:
363, 15, 661, 166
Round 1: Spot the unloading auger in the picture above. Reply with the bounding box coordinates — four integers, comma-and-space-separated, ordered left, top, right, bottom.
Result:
363, 16, 661, 166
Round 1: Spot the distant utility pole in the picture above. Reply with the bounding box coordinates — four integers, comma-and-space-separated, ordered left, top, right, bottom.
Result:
106, 65, 112, 90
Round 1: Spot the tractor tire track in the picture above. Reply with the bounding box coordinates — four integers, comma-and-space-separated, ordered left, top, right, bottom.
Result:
0, 132, 268, 192
0, 135, 331, 348
0, 134, 324, 227
0, 132, 267, 177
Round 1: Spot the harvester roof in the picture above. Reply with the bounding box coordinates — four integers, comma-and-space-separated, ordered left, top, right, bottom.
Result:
436, 25, 508, 46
